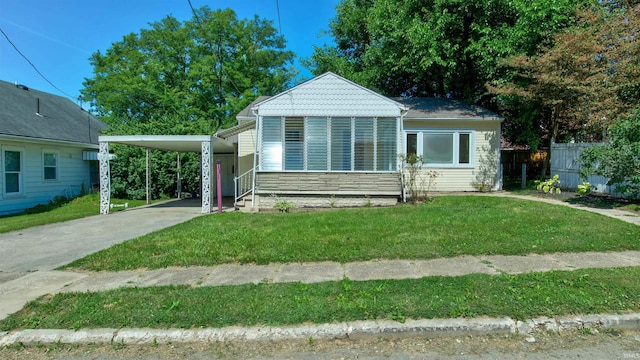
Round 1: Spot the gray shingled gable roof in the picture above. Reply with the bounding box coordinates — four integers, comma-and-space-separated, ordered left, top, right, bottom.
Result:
235, 95, 501, 122
394, 97, 502, 121
0, 80, 107, 145
235, 96, 271, 120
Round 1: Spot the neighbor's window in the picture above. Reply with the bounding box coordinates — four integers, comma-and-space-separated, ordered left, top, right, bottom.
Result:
405, 131, 473, 166
44, 152, 58, 180
4, 150, 22, 194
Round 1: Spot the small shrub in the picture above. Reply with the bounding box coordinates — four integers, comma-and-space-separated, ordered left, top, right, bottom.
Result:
472, 180, 493, 192
363, 195, 372, 207
328, 195, 336, 208
535, 175, 561, 194
577, 181, 592, 197
271, 194, 295, 213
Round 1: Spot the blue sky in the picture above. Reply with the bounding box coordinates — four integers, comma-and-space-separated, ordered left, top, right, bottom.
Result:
0, 0, 339, 107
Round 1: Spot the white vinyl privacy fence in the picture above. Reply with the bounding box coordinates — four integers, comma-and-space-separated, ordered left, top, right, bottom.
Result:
550, 142, 618, 195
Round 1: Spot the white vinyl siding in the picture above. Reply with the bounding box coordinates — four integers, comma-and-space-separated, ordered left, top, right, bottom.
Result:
260, 116, 398, 172
0, 141, 94, 216
403, 121, 501, 192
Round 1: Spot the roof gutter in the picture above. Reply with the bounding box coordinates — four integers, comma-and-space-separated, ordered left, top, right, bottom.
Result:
0, 134, 100, 148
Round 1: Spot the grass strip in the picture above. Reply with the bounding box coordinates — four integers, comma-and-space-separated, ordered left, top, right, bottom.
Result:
64, 196, 640, 271
2, 267, 640, 331
0, 194, 149, 234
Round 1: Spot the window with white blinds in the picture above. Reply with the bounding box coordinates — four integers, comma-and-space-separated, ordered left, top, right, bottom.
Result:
260, 116, 398, 172
261, 117, 282, 171
284, 118, 304, 170
331, 117, 352, 171
354, 119, 374, 171
376, 118, 397, 171
306, 117, 328, 170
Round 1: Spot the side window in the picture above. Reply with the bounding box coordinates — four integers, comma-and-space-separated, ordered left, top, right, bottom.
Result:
44, 151, 58, 180
4, 149, 23, 194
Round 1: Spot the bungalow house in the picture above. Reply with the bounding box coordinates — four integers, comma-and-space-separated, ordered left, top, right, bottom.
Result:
217, 72, 503, 210
0, 80, 107, 216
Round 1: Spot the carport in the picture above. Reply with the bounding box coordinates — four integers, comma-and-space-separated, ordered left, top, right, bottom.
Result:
98, 135, 235, 214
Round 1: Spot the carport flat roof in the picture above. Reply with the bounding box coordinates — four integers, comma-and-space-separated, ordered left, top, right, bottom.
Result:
99, 135, 235, 153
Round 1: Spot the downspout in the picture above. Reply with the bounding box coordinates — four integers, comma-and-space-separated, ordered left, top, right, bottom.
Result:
250, 109, 259, 209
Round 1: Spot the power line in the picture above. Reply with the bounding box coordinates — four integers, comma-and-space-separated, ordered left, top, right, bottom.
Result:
186, 0, 242, 96
276, 0, 282, 35
0, 26, 75, 100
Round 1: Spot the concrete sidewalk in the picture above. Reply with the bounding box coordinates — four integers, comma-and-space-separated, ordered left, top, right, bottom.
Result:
2, 250, 640, 321
2, 251, 640, 346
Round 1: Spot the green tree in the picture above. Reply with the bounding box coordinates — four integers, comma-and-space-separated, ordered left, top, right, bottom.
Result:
580, 109, 640, 197
490, 1, 640, 173
304, 0, 584, 101
82, 7, 296, 199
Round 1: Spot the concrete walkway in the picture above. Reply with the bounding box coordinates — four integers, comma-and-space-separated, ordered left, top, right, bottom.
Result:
1, 193, 639, 344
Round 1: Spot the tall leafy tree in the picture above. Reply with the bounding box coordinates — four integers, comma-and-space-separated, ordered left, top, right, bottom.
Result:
82, 7, 296, 199
304, 0, 584, 101
490, 1, 639, 173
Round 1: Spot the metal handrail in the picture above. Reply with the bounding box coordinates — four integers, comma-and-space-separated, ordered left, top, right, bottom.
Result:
234, 167, 254, 208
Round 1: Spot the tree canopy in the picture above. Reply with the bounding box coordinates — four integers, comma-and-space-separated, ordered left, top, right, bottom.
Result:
304, 0, 586, 102
83, 7, 295, 134
490, 1, 640, 148
82, 7, 296, 199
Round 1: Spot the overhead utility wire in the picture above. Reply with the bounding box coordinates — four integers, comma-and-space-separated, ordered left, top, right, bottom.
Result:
0, 26, 75, 100
186, 0, 242, 95
276, 0, 282, 35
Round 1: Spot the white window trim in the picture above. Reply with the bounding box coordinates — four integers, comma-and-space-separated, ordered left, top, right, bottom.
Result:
43, 149, 59, 181
3, 146, 25, 197
404, 130, 475, 168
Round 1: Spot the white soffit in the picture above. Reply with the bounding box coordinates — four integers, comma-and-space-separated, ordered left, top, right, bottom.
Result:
98, 135, 235, 153
255, 72, 405, 117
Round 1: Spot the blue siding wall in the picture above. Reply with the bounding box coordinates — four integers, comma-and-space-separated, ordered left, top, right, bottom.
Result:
0, 139, 94, 216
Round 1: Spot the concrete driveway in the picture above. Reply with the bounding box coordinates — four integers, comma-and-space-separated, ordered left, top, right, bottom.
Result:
0, 199, 206, 273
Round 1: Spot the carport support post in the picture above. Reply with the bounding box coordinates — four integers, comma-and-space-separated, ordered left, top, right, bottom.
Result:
146, 148, 151, 205
201, 140, 213, 213
216, 160, 222, 213
98, 141, 110, 215
177, 153, 181, 199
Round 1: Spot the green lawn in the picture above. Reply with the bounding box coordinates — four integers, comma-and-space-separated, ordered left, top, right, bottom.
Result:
0, 194, 152, 234
2, 267, 639, 331
63, 196, 640, 271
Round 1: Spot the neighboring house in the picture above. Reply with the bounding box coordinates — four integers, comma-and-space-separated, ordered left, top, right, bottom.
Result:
221, 72, 503, 209
0, 80, 107, 216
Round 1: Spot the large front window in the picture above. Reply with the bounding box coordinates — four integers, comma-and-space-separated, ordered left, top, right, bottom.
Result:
405, 131, 473, 167
260, 116, 398, 171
